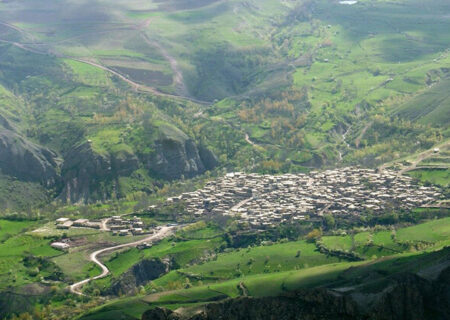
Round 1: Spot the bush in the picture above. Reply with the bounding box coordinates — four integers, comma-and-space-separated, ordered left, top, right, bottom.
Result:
306, 228, 322, 242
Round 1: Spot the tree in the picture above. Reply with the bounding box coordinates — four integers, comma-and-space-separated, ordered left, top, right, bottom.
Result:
306, 228, 322, 242
324, 214, 335, 230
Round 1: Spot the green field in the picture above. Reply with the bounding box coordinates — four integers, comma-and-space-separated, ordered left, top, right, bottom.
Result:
78, 216, 450, 319
0, 231, 61, 289
0, 219, 36, 242
321, 218, 450, 257
159, 240, 340, 284
394, 76, 450, 126
407, 168, 450, 186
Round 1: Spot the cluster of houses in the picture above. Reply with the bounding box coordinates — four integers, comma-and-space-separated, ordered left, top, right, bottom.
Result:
54, 215, 150, 236
55, 218, 101, 229
51, 216, 156, 251
167, 168, 441, 229
107, 215, 148, 236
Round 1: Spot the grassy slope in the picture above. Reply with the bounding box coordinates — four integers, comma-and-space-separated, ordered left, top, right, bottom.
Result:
79, 245, 450, 320
0, 230, 61, 290
394, 76, 450, 126
79, 217, 450, 319
0, 219, 36, 242
322, 217, 450, 257
155, 240, 340, 286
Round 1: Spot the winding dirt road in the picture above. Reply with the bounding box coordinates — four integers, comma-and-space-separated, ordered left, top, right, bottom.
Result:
378, 140, 450, 175
0, 20, 210, 105
69, 226, 175, 295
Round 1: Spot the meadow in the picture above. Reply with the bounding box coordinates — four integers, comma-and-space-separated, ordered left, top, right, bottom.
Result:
0, 229, 61, 290
407, 168, 450, 187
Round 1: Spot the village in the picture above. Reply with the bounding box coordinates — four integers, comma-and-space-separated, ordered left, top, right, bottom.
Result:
167, 167, 442, 229
50, 215, 156, 250
51, 167, 443, 242
54, 215, 152, 235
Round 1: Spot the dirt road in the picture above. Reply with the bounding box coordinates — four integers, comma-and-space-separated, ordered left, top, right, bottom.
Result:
140, 33, 189, 97
378, 140, 450, 175
69, 226, 175, 295
100, 218, 111, 231
398, 140, 449, 175
0, 20, 210, 105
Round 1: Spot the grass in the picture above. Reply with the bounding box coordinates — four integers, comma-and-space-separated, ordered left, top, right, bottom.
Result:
85, 243, 450, 320
407, 168, 450, 186
177, 240, 340, 281
88, 127, 133, 156
396, 217, 450, 242
80, 260, 363, 320
64, 59, 112, 87
0, 230, 61, 289
77, 216, 450, 319
0, 219, 36, 242
104, 237, 225, 278
394, 75, 450, 126
321, 217, 450, 259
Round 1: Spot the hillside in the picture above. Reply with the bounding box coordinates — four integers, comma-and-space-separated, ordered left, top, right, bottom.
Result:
0, 1, 449, 319
0, 0, 448, 210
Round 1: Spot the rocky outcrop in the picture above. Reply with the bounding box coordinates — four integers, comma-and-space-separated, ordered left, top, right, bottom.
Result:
142, 266, 450, 320
147, 125, 218, 180
143, 307, 178, 320
143, 290, 358, 320
108, 258, 170, 296
59, 142, 112, 203
198, 145, 219, 171
58, 126, 217, 202
59, 141, 139, 203
0, 284, 52, 319
0, 127, 59, 186
0, 115, 217, 203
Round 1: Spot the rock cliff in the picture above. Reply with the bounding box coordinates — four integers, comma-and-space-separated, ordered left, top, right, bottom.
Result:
108, 258, 170, 296
0, 127, 59, 186
147, 125, 218, 180
0, 115, 218, 204
59, 141, 139, 203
